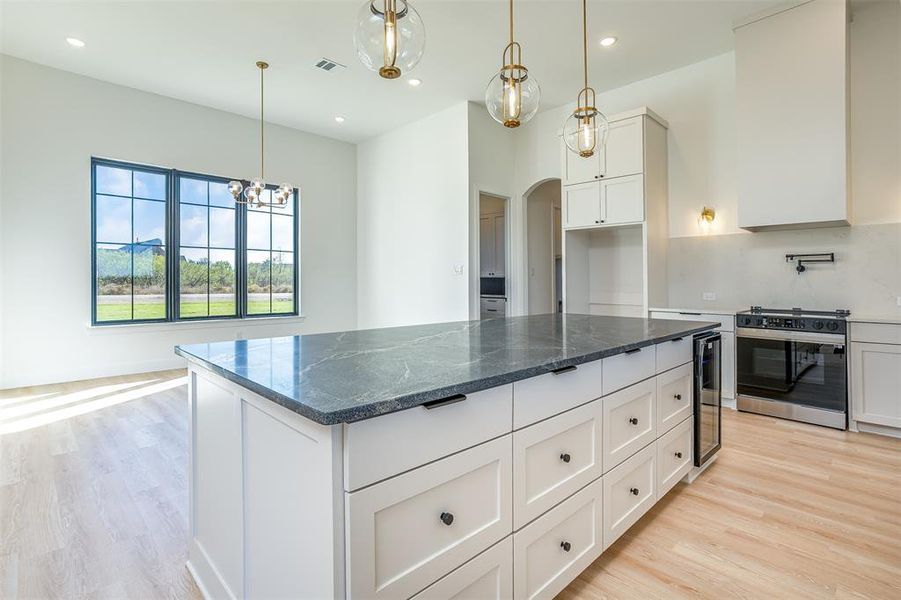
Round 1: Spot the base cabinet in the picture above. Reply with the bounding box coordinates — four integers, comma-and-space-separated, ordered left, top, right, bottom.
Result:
850, 335, 901, 429
513, 478, 604, 600
412, 537, 513, 600
602, 443, 657, 549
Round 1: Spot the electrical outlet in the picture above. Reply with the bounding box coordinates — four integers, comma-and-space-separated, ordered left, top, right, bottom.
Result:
452, 264, 464, 276
896, 296, 901, 307
702, 292, 717, 301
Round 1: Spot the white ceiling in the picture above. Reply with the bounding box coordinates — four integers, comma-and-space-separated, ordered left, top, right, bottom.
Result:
0, 0, 780, 142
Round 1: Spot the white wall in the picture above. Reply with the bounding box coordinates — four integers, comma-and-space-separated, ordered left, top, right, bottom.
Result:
0, 56, 357, 388
356, 102, 470, 329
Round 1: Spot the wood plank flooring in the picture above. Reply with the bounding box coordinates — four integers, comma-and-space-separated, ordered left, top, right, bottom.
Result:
2, 370, 900, 599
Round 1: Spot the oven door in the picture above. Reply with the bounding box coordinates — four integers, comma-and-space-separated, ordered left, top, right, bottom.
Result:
736, 328, 847, 413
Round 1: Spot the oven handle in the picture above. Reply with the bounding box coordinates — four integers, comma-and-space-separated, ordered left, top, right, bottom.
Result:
736, 327, 845, 345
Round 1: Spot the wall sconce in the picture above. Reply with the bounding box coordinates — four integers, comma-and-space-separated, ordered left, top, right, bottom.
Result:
698, 206, 716, 233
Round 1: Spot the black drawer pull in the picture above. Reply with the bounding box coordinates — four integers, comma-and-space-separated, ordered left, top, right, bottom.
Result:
675, 451, 683, 459
629, 417, 638, 425
440, 512, 454, 526
679, 312, 702, 316
560, 453, 571, 463
629, 487, 640, 496
670, 337, 684, 342
551, 365, 577, 375
674, 394, 682, 400
625, 348, 642, 355
422, 394, 467, 410
560, 541, 572, 552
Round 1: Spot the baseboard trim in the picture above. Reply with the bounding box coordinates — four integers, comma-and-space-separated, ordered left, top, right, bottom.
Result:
188, 539, 237, 600
856, 421, 901, 439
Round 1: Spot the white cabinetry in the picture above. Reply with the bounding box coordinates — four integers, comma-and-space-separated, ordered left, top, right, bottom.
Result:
562, 107, 669, 317
480, 213, 506, 276
734, 0, 849, 230
650, 309, 736, 403
850, 322, 901, 434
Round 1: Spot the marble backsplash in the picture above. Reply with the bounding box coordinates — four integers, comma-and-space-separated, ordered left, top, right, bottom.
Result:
666, 223, 901, 317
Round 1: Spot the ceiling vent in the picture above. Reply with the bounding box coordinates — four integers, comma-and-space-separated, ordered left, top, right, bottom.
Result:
315, 58, 346, 73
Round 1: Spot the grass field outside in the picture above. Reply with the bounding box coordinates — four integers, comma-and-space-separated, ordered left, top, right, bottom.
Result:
96, 293, 294, 321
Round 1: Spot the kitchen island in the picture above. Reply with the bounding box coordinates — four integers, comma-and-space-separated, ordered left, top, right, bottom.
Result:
176, 313, 717, 600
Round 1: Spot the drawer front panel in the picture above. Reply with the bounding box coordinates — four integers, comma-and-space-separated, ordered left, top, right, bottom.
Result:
513, 478, 604, 600
603, 378, 656, 471
602, 347, 656, 396
656, 363, 693, 434
344, 384, 512, 491
851, 322, 901, 345
603, 443, 656, 549
346, 437, 513, 600
656, 336, 692, 373
513, 400, 603, 529
513, 360, 602, 429
657, 417, 693, 499
650, 311, 734, 332
411, 537, 512, 600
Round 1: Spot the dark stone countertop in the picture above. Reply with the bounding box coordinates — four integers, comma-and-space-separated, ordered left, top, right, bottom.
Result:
175, 313, 718, 425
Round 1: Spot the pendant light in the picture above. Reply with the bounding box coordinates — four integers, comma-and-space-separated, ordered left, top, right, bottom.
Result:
228, 61, 292, 208
485, 0, 540, 128
562, 0, 608, 158
354, 0, 425, 79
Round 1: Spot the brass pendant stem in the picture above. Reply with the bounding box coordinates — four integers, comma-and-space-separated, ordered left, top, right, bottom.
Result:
582, 0, 588, 90
259, 63, 265, 179
509, 0, 514, 47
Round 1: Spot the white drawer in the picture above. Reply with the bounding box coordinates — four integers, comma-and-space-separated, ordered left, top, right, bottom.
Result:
513, 360, 602, 429
656, 363, 693, 435
512, 399, 603, 529
346, 436, 513, 600
344, 384, 512, 491
657, 417, 693, 499
602, 443, 656, 550
851, 322, 901, 345
650, 311, 734, 332
656, 336, 692, 373
602, 346, 656, 395
602, 378, 656, 471
411, 536, 512, 600
512, 477, 604, 600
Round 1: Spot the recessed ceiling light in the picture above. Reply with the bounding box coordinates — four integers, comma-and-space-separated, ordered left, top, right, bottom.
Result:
66, 37, 86, 48
334, 116, 345, 123
600, 37, 617, 48
408, 78, 422, 87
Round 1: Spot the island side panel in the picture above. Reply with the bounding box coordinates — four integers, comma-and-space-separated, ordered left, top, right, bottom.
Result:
187, 364, 345, 600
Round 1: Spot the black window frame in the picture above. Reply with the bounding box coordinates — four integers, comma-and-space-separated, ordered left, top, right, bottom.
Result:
91, 157, 299, 325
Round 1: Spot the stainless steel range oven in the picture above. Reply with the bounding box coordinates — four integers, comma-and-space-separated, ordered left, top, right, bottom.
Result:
736, 307, 848, 429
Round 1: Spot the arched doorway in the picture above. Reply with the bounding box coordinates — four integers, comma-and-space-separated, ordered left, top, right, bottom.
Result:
524, 179, 562, 314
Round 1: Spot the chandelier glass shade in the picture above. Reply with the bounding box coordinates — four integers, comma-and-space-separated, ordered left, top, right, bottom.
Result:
228, 61, 292, 209
485, 0, 540, 128
355, 0, 425, 79
562, 0, 608, 158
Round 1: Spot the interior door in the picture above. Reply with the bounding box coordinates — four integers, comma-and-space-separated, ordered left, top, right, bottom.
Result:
601, 174, 644, 225
564, 182, 601, 229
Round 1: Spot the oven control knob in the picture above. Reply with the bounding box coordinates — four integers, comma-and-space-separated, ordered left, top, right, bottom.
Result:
827, 321, 839, 331
813, 320, 825, 330
756, 318, 765, 326
740, 316, 752, 326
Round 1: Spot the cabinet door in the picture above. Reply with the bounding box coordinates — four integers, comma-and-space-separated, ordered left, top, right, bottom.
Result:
480, 216, 496, 276
721, 331, 736, 400
601, 174, 644, 225
493, 215, 506, 276
603, 116, 644, 178
850, 342, 901, 428
563, 182, 601, 229
563, 144, 603, 186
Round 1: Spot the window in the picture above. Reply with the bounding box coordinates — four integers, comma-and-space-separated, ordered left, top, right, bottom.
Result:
91, 159, 298, 324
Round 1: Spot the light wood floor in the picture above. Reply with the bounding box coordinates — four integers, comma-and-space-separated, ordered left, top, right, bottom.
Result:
2, 371, 899, 599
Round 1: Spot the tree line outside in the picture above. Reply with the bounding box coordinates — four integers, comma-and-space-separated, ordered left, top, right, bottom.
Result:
95, 246, 293, 320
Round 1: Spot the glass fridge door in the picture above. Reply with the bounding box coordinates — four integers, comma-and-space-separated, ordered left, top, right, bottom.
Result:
696, 334, 722, 467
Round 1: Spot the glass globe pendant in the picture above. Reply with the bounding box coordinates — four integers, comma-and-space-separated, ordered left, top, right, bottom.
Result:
485, 0, 540, 128
562, 0, 608, 158
355, 0, 425, 79
228, 61, 293, 209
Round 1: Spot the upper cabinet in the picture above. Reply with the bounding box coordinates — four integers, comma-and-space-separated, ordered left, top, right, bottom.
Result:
480, 212, 505, 277
563, 114, 646, 186
735, 0, 850, 230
